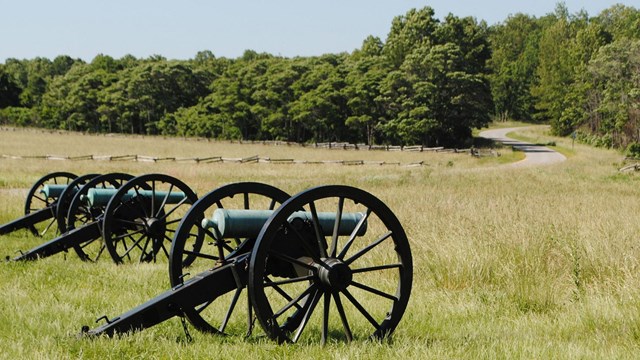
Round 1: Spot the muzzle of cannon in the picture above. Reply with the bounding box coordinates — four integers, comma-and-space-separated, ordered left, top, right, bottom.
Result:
10, 173, 198, 264
83, 183, 413, 345
0, 172, 77, 237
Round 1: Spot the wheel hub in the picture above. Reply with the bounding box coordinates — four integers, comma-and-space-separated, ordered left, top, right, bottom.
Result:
145, 217, 165, 237
317, 258, 352, 291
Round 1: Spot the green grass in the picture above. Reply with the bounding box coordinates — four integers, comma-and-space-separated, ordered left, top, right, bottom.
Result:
1, 127, 639, 359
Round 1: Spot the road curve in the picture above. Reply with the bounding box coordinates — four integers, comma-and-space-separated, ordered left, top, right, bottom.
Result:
479, 127, 566, 167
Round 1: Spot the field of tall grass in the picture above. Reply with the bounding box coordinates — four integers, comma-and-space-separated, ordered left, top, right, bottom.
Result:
1, 125, 639, 359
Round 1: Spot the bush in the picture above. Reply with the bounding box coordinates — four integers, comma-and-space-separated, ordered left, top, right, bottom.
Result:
626, 142, 640, 158
0, 107, 34, 126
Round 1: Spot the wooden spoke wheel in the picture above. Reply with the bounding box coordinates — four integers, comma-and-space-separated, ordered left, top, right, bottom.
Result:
169, 182, 290, 334
66, 173, 133, 262
24, 171, 76, 237
55, 173, 100, 234
248, 185, 413, 344
102, 174, 197, 264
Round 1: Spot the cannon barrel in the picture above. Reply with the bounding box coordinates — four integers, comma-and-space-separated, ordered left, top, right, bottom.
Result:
40, 184, 69, 199
84, 188, 187, 207
201, 209, 367, 239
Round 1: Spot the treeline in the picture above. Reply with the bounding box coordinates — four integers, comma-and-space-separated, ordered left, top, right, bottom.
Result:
0, 4, 639, 150
490, 3, 640, 151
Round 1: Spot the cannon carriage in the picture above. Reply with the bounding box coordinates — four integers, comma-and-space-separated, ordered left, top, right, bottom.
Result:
2, 172, 197, 264
0, 171, 78, 237
2, 173, 413, 344
84, 183, 413, 344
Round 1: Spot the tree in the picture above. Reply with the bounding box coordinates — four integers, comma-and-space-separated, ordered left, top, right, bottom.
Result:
383, 7, 439, 68
51, 55, 80, 76
531, 5, 582, 134
344, 41, 387, 144
0, 66, 21, 108
595, 4, 640, 41
124, 62, 210, 134
488, 14, 541, 121
378, 11, 493, 146
252, 58, 305, 140
576, 38, 640, 148
289, 55, 348, 142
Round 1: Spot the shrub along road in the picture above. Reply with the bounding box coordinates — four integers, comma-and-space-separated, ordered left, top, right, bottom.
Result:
479, 127, 566, 167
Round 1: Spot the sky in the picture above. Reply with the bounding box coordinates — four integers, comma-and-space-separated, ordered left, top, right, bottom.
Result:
1, 0, 638, 62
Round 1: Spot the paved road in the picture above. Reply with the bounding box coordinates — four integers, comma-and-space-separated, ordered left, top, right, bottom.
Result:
479, 127, 566, 167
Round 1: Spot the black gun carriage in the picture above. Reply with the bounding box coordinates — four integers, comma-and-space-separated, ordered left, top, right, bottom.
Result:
0, 171, 78, 237
2, 172, 197, 264
83, 183, 413, 344
1, 173, 413, 344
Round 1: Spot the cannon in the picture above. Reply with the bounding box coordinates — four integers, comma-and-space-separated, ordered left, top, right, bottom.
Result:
10, 173, 198, 264
83, 183, 413, 344
0, 172, 77, 237
9, 172, 131, 261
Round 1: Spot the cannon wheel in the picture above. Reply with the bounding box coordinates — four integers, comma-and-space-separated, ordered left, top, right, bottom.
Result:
248, 185, 413, 344
102, 174, 198, 264
56, 173, 100, 233
169, 182, 290, 334
66, 173, 134, 262
23, 171, 77, 237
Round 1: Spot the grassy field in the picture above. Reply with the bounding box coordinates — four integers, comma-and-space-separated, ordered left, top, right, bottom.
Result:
1, 126, 639, 359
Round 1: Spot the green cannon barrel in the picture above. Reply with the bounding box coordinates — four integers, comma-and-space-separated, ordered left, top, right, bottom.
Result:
201, 209, 367, 239
40, 184, 68, 199
83, 188, 187, 207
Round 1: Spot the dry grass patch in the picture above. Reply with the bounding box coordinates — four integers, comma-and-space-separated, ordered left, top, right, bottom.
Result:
2, 127, 640, 358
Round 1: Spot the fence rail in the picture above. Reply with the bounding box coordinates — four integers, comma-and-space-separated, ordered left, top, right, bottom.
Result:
0, 153, 451, 167
0, 127, 501, 166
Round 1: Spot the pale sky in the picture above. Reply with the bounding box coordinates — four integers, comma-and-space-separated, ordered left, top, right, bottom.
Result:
1, 1, 638, 62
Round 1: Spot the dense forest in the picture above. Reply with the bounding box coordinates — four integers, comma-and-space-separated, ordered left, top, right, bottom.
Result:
1, 4, 639, 150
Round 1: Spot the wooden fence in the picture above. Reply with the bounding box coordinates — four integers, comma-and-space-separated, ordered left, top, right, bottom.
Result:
0, 127, 500, 166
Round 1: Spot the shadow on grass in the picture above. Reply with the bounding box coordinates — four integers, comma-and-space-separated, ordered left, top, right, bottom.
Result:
472, 137, 499, 149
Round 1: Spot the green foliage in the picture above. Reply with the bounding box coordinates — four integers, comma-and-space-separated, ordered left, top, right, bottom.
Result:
0, 107, 34, 126
0, 6, 496, 147
570, 38, 640, 148
2, 4, 640, 150
486, 3, 640, 150
381, 13, 493, 146
0, 66, 21, 108
625, 142, 640, 158
488, 14, 541, 121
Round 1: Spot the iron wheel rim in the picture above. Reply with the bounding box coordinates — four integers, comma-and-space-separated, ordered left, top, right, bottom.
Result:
170, 182, 290, 334
248, 185, 413, 344
103, 173, 197, 264
24, 171, 77, 237
66, 173, 133, 262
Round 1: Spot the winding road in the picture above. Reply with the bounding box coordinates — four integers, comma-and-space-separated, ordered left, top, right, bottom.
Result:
479, 127, 566, 167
